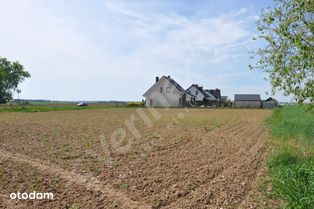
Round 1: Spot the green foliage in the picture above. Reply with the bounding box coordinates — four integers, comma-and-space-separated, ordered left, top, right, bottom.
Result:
268, 152, 314, 209
68, 203, 80, 209
32, 176, 42, 191
0, 103, 145, 113
126, 102, 144, 107
153, 195, 162, 206
119, 183, 129, 190
251, 0, 314, 107
267, 106, 314, 208
0, 57, 31, 103
267, 105, 314, 143
0, 105, 90, 113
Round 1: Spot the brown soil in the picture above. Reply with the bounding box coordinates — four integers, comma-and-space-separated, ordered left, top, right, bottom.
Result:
0, 108, 272, 208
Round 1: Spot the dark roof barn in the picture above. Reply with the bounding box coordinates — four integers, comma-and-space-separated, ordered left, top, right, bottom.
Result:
234, 94, 261, 101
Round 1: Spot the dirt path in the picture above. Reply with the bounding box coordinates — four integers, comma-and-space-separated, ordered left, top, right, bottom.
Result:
0, 149, 151, 209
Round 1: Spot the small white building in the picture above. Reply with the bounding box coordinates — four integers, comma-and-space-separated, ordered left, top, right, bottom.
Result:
186, 84, 206, 102
143, 76, 193, 107
186, 84, 220, 105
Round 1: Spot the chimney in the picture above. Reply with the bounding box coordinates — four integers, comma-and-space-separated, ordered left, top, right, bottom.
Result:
168, 75, 171, 78
156, 76, 159, 83
200, 86, 203, 90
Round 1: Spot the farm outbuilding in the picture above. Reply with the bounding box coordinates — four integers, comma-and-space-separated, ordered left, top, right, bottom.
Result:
262, 97, 278, 109
234, 94, 261, 108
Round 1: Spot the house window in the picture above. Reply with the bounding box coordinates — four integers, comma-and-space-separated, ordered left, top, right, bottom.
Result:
195, 91, 198, 95
166, 87, 171, 93
160, 87, 163, 93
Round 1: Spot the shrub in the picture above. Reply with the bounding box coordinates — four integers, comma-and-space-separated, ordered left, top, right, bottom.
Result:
126, 102, 144, 107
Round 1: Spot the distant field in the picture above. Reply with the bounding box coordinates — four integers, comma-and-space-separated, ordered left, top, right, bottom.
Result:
0, 108, 271, 208
0, 104, 113, 113
0, 102, 141, 113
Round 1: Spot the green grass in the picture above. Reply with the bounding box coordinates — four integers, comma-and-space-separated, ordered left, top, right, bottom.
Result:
0, 105, 100, 112
0, 104, 142, 113
32, 176, 42, 191
266, 106, 314, 209
68, 203, 80, 209
267, 106, 314, 144
119, 183, 129, 190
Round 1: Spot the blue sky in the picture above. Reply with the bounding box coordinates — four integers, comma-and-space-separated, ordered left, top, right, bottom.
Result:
0, 0, 292, 102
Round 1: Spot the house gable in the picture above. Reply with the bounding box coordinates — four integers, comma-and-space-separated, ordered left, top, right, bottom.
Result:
204, 90, 217, 101
143, 76, 183, 97
186, 85, 206, 98
143, 76, 187, 107
208, 89, 221, 99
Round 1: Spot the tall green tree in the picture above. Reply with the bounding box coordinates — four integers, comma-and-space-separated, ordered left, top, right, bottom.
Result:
0, 57, 31, 103
250, 0, 314, 106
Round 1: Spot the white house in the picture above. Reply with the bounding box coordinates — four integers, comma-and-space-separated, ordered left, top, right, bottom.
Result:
143, 76, 194, 107
204, 89, 220, 101
186, 84, 218, 105
186, 84, 206, 102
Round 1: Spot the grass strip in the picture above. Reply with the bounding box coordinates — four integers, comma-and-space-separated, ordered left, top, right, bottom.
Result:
266, 106, 314, 209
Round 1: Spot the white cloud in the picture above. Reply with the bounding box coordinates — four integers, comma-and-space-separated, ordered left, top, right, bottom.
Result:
104, 0, 153, 22
0, 0, 284, 101
0, 1, 104, 76
100, 0, 255, 90
104, 0, 251, 62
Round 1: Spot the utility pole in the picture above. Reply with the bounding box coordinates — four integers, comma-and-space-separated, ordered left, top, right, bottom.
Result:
17, 89, 21, 103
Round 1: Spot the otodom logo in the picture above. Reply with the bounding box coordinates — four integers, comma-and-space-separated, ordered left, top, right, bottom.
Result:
10, 191, 54, 200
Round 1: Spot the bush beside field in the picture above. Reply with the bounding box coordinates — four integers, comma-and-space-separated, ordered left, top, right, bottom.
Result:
126, 102, 144, 107
266, 106, 314, 209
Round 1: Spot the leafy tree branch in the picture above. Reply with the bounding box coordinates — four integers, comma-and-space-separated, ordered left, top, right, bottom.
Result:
0, 57, 31, 103
250, 0, 314, 108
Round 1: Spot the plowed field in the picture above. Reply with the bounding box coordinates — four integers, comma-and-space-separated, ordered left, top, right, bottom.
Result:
0, 108, 271, 209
